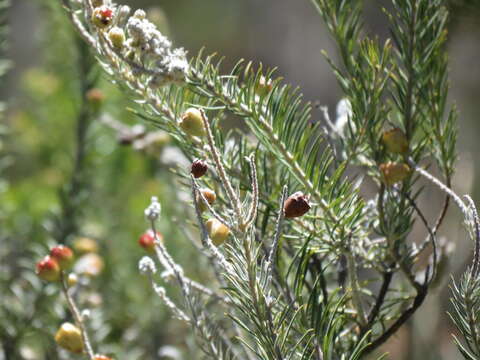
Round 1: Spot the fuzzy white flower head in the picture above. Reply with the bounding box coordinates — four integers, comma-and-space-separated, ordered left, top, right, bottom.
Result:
139, 256, 157, 275
145, 196, 161, 221
335, 98, 353, 136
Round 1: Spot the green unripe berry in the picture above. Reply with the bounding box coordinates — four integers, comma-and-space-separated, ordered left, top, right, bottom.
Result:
179, 108, 206, 137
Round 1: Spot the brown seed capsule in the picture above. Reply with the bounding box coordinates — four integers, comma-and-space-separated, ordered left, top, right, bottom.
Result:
191, 159, 208, 178
379, 162, 411, 186
382, 128, 409, 154
284, 192, 311, 218
197, 188, 216, 213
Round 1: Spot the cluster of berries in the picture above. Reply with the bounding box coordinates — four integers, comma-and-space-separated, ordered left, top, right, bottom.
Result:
35, 244, 109, 357
380, 128, 411, 186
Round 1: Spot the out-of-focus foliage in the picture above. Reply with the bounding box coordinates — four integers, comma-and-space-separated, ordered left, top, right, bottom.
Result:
0, 2, 207, 359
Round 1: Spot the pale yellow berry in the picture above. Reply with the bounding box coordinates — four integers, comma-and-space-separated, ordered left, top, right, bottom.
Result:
108, 27, 125, 49
179, 108, 206, 137
206, 219, 230, 246
55, 323, 84, 354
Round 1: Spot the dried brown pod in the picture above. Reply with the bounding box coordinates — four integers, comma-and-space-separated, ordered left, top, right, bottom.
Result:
191, 159, 208, 178
284, 192, 311, 218
379, 162, 411, 186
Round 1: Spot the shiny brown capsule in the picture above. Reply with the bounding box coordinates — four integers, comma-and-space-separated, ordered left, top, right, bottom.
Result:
191, 159, 208, 178
284, 192, 311, 218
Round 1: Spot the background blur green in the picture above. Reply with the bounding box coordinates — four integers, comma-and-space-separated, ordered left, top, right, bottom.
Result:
2, 1, 480, 359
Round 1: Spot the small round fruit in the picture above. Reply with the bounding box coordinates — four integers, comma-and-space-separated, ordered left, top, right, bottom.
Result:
139, 230, 163, 253
191, 159, 208, 178
36, 256, 61, 282
108, 27, 125, 49
379, 162, 411, 186
382, 128, 408, 154
255, 76, 273, 97
67, 273, 79, 287
73, 237, 99, 254
284, 192, 311, 218
206, 219, 230, 246
197, 188, 216, 213
92, 6, 114, 29
179, 108, 206, 137
55, 322, 84, 354
50, 245, 75, 270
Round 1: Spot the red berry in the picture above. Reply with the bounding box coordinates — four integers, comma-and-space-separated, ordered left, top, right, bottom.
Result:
36, 256, 61, 282
284, 192, 311, 218
50, 245, 75, 270
191, 159, 208, 178
138, 230, 163, 253
92, 6, 114, 29
100, 8, 113, 18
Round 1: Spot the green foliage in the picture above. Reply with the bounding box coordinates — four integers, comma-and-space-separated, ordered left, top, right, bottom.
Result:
4, 0, 480, 359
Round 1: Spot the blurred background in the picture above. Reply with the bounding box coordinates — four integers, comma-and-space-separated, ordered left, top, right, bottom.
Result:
2, 0, 480, 359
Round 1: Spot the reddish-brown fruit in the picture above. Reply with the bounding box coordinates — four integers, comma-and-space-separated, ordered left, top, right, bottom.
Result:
36, 256, 61, 282
191, 159, 208, 178
380, 162, 411, 186
284, 192, 311, 218
92, 6, 114, 29
55, 323, 84, 354
197, 188, 216, 213
50, 245, 74, 270
138, 230, 163, 253
382, 128, 409, 154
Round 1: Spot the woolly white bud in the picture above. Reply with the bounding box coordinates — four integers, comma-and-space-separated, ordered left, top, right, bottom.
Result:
144, 196, 161, 221
139, 256, 157, 275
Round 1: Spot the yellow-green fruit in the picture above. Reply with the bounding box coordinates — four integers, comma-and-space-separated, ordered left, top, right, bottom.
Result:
108, 27, 125, 49
255, 76, 273, 97
73, 237, 99, 254
206, 219, 230, 246
382, 128, 408, 154
55, 323, 84, 354
197, 188, 216, 213
67, 273, 78, 287
179, 108, 206, 137
380, 162, 411, 186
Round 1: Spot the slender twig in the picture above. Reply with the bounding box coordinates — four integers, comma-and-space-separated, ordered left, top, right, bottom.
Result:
266, 185, 288, 288
191, 176, 234, 275
200, 110, 243, 227
60, 273, 95, 359
244, 154, 259, 230
409, 159, 468, 216
465, 195, 480, 277
192, 177, 231, 227
364, 284, 428, 355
